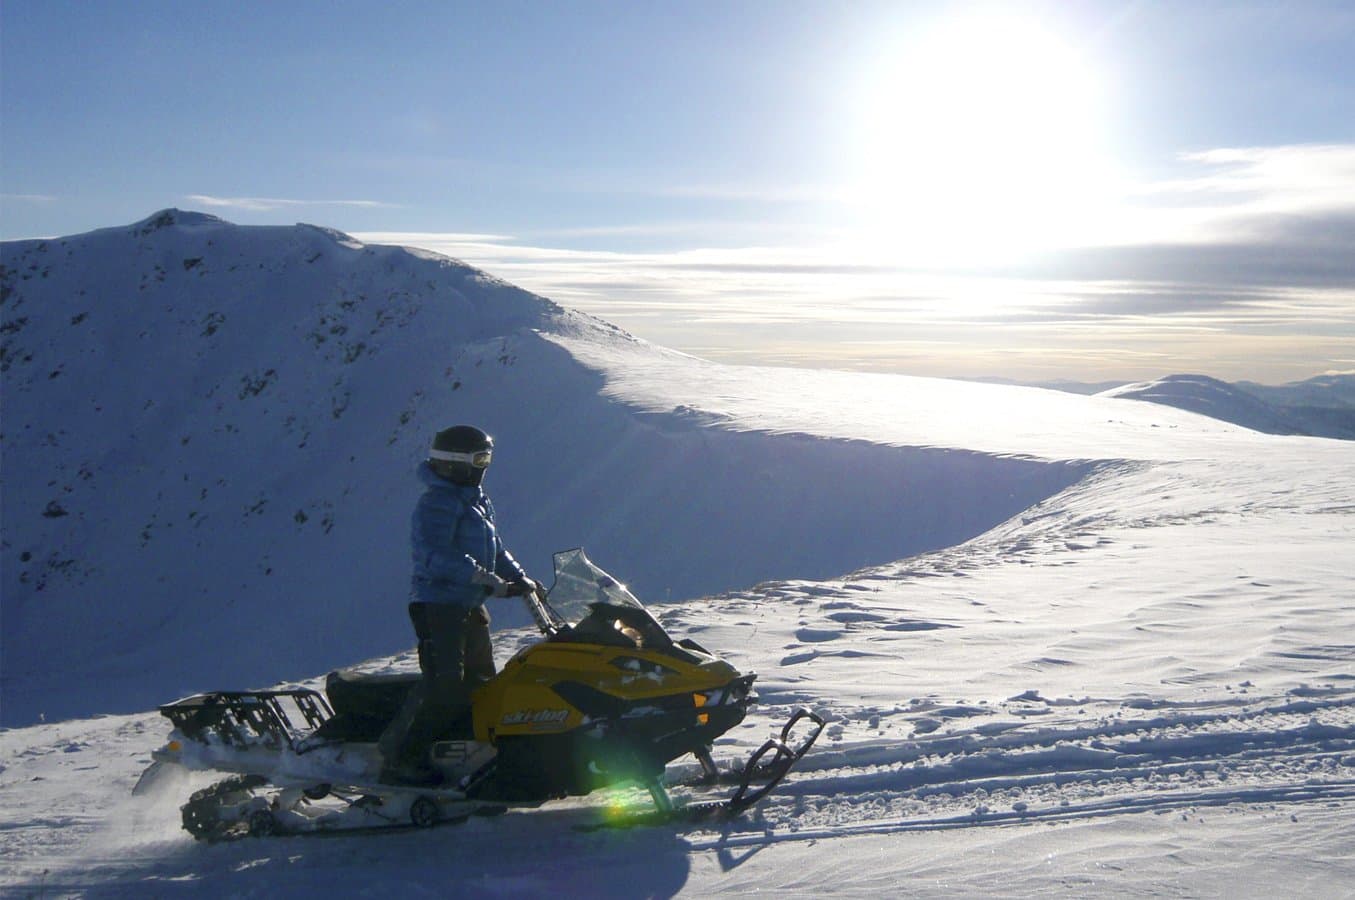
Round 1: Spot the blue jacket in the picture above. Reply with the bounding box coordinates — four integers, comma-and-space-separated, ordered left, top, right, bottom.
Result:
410, 463, 526, 607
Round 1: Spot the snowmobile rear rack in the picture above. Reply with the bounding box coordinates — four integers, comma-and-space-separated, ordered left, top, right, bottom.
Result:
159, 690, 333, 751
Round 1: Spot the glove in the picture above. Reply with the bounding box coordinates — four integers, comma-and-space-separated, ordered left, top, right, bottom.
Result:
471, 569, 511, 597
503, 577, 538, 598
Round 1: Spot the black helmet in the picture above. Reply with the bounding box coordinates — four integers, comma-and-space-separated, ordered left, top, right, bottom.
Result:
429, 425, 493, 486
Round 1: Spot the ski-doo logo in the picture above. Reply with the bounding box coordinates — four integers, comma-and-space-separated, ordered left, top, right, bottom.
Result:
501, 708, 570, 727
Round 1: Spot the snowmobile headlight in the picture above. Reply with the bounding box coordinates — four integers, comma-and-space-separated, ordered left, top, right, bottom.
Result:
693, 692, 712, 725
609, 656, 677, 678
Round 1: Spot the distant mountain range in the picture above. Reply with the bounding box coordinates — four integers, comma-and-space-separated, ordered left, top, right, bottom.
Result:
1099, 374, 1355, 440
972, 373, 1355, 440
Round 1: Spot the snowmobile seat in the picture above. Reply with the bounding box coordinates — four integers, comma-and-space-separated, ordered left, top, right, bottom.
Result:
315, 669, 475, 743
325, 669, 420, 713
314, 670, 422, 742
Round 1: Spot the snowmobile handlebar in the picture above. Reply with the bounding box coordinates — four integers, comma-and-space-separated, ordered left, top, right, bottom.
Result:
521, 580, 565, 636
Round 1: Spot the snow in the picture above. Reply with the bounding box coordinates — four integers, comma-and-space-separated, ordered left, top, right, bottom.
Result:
1097, 373, 1355, 440
2, 212, 1353, 897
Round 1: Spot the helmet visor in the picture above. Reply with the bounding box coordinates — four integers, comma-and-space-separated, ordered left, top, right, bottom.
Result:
429, 448, 492, 468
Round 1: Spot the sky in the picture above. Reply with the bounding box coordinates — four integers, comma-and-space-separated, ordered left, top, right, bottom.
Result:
2, 0, 1353, 384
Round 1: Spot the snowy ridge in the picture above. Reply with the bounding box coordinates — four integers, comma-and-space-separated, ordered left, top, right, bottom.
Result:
550, 332, 1331, 461
1239, 372, 1355, 409
1100, 373, 1355, 440
1101, 374, 1309, 435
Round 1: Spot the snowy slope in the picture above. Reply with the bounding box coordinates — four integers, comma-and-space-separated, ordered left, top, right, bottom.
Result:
2, 212, 1082, 725
2, 213, 1353, 897
1100, 373, 1311, 435
2, 211, 552, 724
1101, 373, 1355, 439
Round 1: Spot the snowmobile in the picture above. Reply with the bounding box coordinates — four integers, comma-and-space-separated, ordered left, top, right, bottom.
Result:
136, 548, 823, 839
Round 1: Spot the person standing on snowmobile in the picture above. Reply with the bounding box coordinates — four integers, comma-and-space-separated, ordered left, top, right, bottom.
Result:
379, 425, 537, 785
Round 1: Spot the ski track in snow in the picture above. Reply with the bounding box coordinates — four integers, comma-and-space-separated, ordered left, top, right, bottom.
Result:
685, 689, 1355, 845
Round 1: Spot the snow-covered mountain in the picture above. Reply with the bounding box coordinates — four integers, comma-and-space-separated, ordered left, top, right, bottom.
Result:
1, 211, 1079, 726
1099, 373, 1311, 435
2, 210, 551, 725
1100, 373, 1355, 439
974, 373, 1355, 439
2, 212, 1352, 897
1240, 372, 1355, 409
1236, 373, 1355, 439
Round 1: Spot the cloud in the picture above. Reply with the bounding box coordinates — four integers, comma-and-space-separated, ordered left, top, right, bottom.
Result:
1, 193, 58, 205
185, 195, 400, 212
1171, 145, 1355, 207
359, 230, 518, 247
1122, 145, 1355, 243
1013, 220, 1355, 290
357, 144, 1355, 382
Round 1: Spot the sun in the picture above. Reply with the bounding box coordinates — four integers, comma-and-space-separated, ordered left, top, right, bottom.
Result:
845, 12, 1119, 263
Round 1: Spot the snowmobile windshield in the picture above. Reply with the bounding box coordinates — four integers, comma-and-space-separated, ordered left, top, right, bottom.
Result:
542, 549, 673, 650
546, 548, 645, 624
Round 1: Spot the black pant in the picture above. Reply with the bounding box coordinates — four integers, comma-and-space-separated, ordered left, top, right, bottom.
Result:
379, 602, 494, 769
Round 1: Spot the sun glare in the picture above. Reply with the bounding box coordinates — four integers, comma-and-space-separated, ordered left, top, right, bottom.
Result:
847, 12, 1120, 264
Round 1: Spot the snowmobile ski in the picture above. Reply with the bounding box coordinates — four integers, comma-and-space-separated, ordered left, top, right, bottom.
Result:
580, 707, 826, 830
